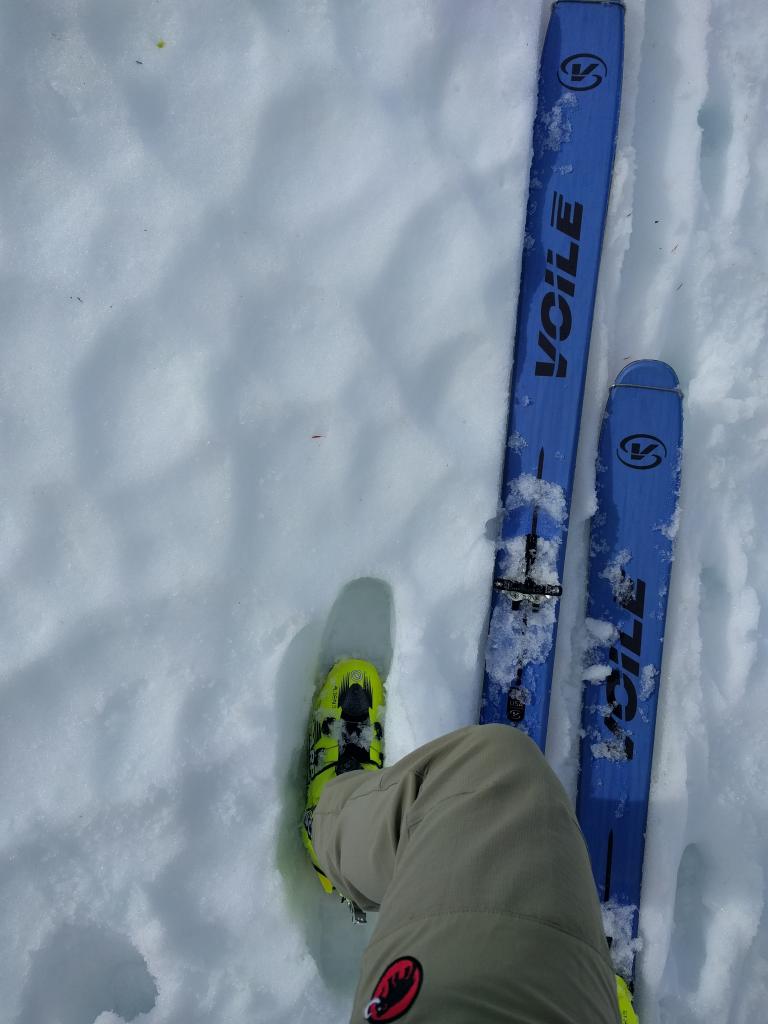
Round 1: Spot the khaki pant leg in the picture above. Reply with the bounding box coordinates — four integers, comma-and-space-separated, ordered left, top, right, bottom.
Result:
313, 724, 619, 1024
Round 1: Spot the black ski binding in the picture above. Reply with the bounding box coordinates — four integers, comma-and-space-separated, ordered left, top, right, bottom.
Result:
493, 577, 563, 604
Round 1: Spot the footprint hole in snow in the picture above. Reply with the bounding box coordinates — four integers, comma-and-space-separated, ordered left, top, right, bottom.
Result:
660, 842, 709, 1011
17, 922, 157, 1024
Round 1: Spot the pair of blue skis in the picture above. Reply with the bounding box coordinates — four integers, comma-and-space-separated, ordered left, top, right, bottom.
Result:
479, 0, 683, 993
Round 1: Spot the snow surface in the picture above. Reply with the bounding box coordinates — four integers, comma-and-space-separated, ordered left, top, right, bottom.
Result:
2, 1, 768, 1023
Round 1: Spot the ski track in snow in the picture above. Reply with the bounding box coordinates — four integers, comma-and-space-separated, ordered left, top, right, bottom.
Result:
1, 2, 767, 1023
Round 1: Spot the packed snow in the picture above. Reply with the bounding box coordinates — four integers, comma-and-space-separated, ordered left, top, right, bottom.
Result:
2, 2, 768, 1023
600, 548, 635, 603
506, 473, 567, 524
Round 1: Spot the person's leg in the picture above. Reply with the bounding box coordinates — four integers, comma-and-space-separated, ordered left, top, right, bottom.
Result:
313, 724, 619, 1023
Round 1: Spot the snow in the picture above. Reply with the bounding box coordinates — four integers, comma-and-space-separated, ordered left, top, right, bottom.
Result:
600, 547, 635, 603
640, 664, 658, 701
538, 91, 578, 152
602, 899, 642, 983
2, 2, 768, 1023
506, 473, 568, 524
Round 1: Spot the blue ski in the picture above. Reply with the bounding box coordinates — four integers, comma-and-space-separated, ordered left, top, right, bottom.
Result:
481, 0, 624, 747
576, 360, 683, 985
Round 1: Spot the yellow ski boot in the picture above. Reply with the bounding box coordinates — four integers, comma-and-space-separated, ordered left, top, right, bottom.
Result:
616, 977, 639, 1023
300, 658, 385, 898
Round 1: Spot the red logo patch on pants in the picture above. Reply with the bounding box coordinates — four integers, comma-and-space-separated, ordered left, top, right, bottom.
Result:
364, 957, 424, 1021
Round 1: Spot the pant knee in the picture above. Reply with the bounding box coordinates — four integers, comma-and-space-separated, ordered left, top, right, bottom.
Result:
439, 723, 564, 806
452, 722, 545, 769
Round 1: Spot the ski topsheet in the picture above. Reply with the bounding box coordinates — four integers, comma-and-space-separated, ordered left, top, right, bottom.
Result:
480, 1, 624, 747
576, 360, 683, 984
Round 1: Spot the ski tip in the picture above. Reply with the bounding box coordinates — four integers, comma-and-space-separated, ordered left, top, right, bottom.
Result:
613, 359, 680, 392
